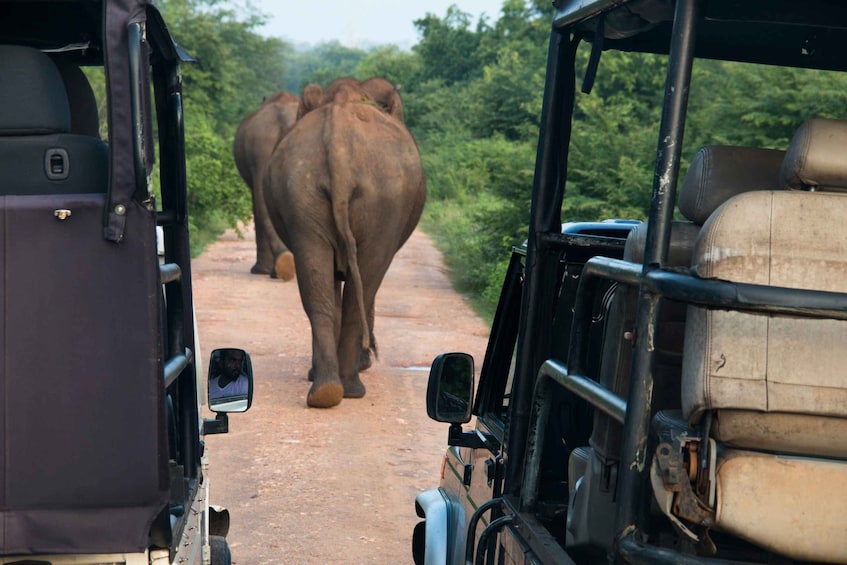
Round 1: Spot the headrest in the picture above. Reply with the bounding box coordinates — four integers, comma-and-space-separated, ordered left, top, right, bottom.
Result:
57, 62, 100, 137
779, 119, 847, 192
678, 145, 785, 225
0, 45, 71, 135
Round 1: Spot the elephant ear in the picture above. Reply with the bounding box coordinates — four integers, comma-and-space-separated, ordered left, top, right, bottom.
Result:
298, 84, 324, 119
383, 90, 404, 122
362, 78, 404, 122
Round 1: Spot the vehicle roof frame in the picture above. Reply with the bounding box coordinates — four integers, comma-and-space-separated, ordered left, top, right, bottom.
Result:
508, 0, 699, 545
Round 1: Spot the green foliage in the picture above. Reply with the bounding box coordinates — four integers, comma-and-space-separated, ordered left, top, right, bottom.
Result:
354, 46, 422, 90
413, 6, 487, 85
155, 0, 289, 248
420, 131, 535, 318
184, 113, 252, 235
283, 42, 368, 91
469, 47, 545, 140
149, 0, 847, 320
687, 60, 847, 150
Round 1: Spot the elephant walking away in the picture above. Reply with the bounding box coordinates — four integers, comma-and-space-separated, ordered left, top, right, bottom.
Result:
233, 91, 299, 279
264, 78, 426, 408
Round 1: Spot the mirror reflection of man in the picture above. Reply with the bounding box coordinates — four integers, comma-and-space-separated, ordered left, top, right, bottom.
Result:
209, 349, 249, 401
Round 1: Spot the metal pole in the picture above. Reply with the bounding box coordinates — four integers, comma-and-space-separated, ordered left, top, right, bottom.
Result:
506, 26, 578, 496
615, 0, 701, 552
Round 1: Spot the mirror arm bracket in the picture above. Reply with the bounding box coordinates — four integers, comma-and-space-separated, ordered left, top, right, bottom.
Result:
448, 423, 500, 452
202, 413, 229, 435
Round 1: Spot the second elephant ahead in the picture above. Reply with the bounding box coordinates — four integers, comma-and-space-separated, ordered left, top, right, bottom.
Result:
233, 91, 299, 279
264, 78, 426, 408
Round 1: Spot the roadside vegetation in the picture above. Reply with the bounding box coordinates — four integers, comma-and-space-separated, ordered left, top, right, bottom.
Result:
156, 0, 847, 320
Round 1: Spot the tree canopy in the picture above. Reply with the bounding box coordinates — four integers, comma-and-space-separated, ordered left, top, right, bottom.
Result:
157, 0, 847, 318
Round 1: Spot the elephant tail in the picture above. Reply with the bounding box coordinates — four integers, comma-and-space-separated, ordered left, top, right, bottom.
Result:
331, 196, 370, 352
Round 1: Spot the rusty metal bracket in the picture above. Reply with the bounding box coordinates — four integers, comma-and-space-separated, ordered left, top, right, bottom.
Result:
654, 440, 716, 528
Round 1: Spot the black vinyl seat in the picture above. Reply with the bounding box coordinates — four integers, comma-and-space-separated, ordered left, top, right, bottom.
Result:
57, 60, 102, 138
0, 44, 107, 195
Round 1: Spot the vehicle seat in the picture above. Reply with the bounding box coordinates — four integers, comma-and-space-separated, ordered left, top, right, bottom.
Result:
0, 44, 168, 555
566, 145, 784, 551
57, 61, 102, 138
590, 145, 786, 462
0, 45, 107, 195
656, 119, 847, 563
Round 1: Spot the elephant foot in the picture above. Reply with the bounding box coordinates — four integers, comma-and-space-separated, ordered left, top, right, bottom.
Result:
359, 349, 373, 372
274, 251, 296, 281
342, 376, 366, 399
250, 262, 272, 275
307, 381, 343, 408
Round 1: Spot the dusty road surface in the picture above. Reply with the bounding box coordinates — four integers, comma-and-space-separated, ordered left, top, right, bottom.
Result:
192, 225, 490, 564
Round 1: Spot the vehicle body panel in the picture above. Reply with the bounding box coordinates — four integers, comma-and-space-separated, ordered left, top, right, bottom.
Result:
0, 0, 242, 563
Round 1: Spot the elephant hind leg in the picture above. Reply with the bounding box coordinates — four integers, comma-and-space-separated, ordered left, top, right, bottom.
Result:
342, 375, 366, 398
307, 381, 344, 408
359, 348, 372, 372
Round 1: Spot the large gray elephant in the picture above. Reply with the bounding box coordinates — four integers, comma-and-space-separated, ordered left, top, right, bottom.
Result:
233, 91, 299, 279
264, 78, 426, 408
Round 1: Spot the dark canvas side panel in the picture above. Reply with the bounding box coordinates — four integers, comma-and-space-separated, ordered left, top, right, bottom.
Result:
0, 194, 168, 554
0, 197, 4, 546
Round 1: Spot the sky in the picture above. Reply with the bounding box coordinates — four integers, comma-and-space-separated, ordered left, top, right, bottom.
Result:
246, 0, 502, 50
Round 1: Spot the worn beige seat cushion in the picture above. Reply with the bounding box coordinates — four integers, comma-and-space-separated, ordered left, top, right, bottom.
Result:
682, 189, 847, 454
714, 448, 847, 564
590, 146, 785, 460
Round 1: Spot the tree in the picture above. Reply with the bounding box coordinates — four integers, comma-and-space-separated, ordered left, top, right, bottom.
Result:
156, 0, 292, 244
283, 42, 367, 91
413, 6, 487, 85
354, 46, 422, 91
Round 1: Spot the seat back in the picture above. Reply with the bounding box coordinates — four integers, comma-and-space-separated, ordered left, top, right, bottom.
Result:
682, 119, 847, 458
0, 45, 107, 195
0, 45, 168, 555
589, 145, 785, 460
57, 61, 102, 138
567, 145, 785, 552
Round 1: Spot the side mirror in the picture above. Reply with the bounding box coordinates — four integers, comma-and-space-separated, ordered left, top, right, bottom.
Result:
208, 348, 254, 413
426, 352, 473, 424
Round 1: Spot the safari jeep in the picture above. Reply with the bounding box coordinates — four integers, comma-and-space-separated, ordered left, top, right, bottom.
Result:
414, 1, 847, 564
0, 1, 252, 564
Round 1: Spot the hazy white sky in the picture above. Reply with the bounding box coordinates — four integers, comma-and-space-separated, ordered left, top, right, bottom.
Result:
247, 1, 501, 49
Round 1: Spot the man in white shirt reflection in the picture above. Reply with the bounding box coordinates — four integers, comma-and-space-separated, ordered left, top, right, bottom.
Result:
209, 349, 249, 401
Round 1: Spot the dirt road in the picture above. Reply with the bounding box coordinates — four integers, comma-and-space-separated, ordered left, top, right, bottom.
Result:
192, 225, 490, 564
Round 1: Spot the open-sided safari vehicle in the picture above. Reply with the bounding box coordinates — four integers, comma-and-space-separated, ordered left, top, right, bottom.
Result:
0, 1, 251, 563
414, 1, 847, 564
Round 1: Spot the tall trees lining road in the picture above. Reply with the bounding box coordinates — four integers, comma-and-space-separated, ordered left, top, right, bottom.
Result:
160, 0, 847, 317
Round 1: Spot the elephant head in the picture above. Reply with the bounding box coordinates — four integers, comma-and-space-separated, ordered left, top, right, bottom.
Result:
297, 77, 404, 122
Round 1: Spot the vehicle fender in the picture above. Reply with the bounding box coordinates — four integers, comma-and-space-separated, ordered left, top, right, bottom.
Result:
415, 487, 467, 565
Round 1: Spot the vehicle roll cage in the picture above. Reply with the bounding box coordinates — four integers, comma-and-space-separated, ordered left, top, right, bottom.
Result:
505, 0, 847, 561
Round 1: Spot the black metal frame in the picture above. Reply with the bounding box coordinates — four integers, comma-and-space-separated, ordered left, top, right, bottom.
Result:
131, 4, 204, 554
484, 0, 847, 563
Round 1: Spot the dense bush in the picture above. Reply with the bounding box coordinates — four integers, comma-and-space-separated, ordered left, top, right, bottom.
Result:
156, 0, 847, 317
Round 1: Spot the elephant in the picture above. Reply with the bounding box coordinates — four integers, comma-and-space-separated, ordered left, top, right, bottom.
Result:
233, 91, 299, 280
263, 77, 426, 408
301, 76, 404, 122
